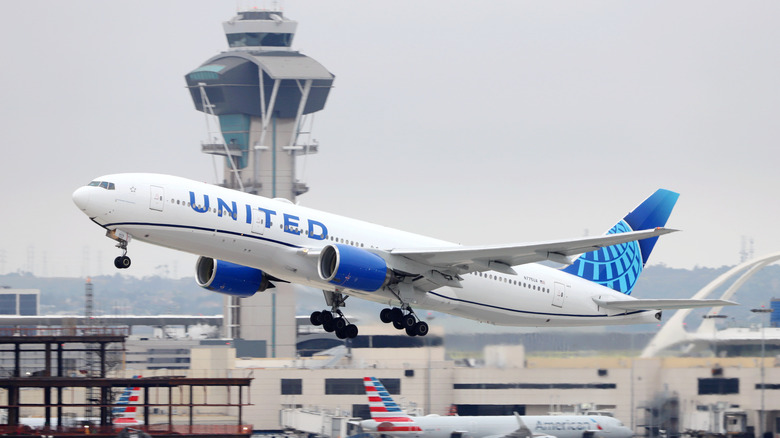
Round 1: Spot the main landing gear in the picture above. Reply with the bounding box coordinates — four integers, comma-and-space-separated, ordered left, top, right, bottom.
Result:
310, 285, 429, 339
309, 291, 359, 339
379, 306, 429, 337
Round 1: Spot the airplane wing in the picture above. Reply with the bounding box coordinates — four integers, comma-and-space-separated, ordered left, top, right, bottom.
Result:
389, 227, 676, 276
593, 298, 738, 311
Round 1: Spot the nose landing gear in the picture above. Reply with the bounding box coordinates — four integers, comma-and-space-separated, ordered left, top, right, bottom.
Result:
107, 229, 132, 270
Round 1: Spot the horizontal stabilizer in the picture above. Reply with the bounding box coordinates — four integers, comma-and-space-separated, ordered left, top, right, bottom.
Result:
593, 298, 738, 311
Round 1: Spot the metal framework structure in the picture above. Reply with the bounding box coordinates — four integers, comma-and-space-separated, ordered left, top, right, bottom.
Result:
0, 329, 252, 438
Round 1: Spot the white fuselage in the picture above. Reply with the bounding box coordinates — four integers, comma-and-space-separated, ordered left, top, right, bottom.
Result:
73, 173, 659, 327
360, 415, 633, 438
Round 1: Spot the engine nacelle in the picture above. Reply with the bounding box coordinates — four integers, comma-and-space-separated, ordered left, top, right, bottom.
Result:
318, 244, 391, 292
195, 257, 272, 297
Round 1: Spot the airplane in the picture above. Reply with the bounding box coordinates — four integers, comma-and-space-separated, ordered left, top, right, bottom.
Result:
112, 377, 143, 426
359, 376, 633, 438
17, 376, 143, 428
72, 173, 735, 338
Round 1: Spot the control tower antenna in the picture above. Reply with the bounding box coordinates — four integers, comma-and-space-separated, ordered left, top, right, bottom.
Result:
184, 10, 334, 357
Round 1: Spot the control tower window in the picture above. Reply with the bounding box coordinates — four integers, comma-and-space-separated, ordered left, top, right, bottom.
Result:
227, 32, 292, 48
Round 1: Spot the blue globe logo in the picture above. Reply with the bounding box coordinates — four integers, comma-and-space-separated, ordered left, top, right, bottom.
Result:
564, 220, 644, 295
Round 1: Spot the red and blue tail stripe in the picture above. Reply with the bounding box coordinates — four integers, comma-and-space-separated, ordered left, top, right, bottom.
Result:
113, 375, 142, 425
364, 377, 421, 432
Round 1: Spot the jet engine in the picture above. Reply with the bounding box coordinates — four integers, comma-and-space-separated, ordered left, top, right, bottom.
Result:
318, 244, 391, 292
195, 257, 273, 297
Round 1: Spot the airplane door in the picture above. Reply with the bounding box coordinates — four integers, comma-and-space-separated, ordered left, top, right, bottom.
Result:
552, 282, 566, 308
150, 186, 164, 211
251, 209, 264, 235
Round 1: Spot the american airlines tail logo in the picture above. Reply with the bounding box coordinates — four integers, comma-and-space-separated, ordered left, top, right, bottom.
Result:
112, 375, 142, 425
364, 377, 422, 432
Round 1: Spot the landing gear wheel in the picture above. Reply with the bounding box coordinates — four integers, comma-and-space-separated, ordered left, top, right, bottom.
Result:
335, 326, 348, 339
413, 321, 429, 337
405, 325, 418, 337
320, 310, 334, 324
392, 320, 404, 330
322, 320, 336, 333
310, 311, 323, 326
390, 307, 404, 323
114, 256, 131, 269
333, 317, 347, 332
380, 308, 393, 323
402, 314, 417, 329
345, 324, 359, 339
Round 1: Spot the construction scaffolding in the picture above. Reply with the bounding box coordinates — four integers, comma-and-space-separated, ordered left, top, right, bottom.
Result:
0, 328, 253, 438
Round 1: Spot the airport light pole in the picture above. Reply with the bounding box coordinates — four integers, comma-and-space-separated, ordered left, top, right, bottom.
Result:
750, 307, 773, 438
425, 315, 435, 415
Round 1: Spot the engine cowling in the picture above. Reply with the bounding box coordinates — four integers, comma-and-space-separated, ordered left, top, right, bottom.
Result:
195, 257, 272, 297
318, 244, 391, 292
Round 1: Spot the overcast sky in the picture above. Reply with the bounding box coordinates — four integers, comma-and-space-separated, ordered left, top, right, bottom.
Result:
1, 1, 779, 279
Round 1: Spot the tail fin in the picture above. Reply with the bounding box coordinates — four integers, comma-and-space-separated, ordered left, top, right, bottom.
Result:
112, 375, 143, 425
562, 189, 679, 295
364, 377, 420, 431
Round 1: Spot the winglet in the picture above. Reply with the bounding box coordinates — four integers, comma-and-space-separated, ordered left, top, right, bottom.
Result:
512, 412, 535, 438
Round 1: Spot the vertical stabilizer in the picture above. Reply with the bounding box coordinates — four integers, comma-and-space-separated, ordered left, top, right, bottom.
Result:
562, 189, 679, 295
113, 375, 143, 425
364, 377, 420, 432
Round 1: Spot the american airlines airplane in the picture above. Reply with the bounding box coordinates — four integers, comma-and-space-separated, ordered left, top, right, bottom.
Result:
360, 377, 633, 438
72, 173, 734, 338
18, 376, 142, 428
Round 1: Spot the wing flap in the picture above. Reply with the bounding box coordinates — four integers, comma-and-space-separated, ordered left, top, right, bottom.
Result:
593, 298, 738, 311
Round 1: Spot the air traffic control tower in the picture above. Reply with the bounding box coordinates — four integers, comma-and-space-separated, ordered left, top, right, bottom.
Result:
184, 10, 334, 356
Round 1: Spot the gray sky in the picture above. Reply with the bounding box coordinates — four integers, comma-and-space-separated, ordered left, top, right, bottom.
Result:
1, 1, 779, 279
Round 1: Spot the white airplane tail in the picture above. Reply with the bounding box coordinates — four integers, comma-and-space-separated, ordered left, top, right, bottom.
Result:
112, 375, 143, 425
364, 377, 421, 432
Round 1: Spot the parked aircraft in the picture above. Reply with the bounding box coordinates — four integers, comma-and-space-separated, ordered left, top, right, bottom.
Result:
18, 376, 142, 427
360, 377, 633, 438
72, 174, 735, 338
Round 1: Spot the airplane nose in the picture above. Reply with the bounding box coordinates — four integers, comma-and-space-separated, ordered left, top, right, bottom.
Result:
72, 186, 91, 212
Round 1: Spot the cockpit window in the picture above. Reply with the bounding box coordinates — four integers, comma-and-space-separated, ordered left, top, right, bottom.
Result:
88, 181, 115, 190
